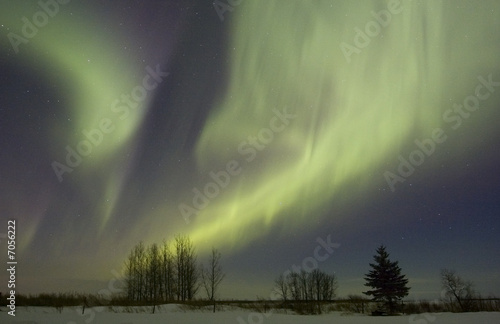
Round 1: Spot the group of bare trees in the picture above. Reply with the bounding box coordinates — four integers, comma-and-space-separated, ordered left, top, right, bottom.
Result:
123, 235, 225, 310
274, 269, 338, 303
124, 235, 213, 304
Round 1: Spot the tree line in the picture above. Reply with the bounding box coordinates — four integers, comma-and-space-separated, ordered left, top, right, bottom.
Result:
121, 239, 494, 315
0, 241, 495, 317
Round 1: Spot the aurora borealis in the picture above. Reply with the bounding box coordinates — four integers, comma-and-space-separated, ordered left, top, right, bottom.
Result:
1, 0, 500, 300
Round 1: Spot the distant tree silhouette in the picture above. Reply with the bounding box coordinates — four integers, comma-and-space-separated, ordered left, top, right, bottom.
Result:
201, 247, 225, 312
273, 269, 337, 314
363, 245, 410, 314
124, 241, 147, 302
146, 243, 161, 305
160, 240, 176, 301
274, 273, 288, 302
174, 235, 199, 301
440, 269, 475, 312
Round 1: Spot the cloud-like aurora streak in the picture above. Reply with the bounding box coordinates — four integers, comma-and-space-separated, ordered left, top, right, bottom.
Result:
188, 0, 499, 251
1, 3, 153, 235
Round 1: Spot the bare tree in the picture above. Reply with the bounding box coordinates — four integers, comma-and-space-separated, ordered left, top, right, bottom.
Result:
161, 240, 176, 301
274, 273, 289, 302
321, 272, 338, 301
288, 271, 300, 301
298, 270, 309, 301
174, 235, 199, 301
136, 242, 147, 301
310, 269, 323, 313
124, 246, 137, 301
146, 243, 161, 308
441, 269, 475, 312
201, 247, 225, 312
311, 269, 321, 301
124, 241, 149, 302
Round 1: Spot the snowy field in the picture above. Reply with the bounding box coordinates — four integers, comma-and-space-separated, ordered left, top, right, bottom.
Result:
1, 305, 499, 324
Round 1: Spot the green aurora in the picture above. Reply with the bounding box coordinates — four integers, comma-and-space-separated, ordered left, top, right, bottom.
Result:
186, 0, 500, 251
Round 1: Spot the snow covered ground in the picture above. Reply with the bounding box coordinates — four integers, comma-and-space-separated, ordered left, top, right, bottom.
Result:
1, 305, 499, 324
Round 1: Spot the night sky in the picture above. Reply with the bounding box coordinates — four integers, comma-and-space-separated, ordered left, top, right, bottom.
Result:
1, 0, 499, 301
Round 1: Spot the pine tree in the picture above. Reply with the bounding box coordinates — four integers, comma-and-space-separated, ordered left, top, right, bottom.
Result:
363, 245, 410, 314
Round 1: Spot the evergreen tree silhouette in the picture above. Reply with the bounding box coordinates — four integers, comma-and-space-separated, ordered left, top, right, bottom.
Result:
363, 245, 410, 314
